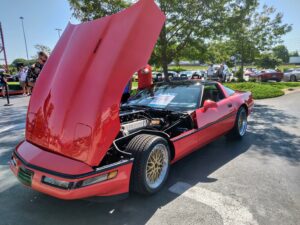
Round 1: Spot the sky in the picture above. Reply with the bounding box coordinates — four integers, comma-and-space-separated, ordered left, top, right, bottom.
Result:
0, 0, 300, 63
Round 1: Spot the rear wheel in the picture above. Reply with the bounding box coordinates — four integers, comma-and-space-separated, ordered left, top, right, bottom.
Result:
290, 75, 297, 82
226, 107, 248, 140
126, 134, 170, 195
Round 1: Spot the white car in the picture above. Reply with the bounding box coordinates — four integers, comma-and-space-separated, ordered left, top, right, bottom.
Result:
283, 68, 300, 82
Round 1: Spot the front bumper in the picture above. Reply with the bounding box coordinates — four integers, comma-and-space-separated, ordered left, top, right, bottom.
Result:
10, 141, 133, 200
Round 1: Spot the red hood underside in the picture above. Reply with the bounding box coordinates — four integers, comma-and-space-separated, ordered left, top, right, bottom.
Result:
26, 0, 165, 166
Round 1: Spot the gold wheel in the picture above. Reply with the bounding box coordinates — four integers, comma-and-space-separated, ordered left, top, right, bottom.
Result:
145, 144, 169, 189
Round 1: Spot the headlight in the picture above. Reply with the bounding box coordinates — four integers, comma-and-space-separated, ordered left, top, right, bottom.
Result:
80, 171, 118, 187
42, 171, 118, 189
42, 176, 71, 189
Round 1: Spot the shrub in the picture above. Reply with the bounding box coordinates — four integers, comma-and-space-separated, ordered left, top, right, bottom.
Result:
225, 82, 295, 99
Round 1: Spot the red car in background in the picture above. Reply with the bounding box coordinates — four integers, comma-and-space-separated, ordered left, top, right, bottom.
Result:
10, 0, 254, 200
248, 69, 283, 82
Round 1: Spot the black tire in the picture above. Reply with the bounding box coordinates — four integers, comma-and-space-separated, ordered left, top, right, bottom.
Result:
226, 107, 248, 140
290, 75, 297, 82
126, 134, 170, 195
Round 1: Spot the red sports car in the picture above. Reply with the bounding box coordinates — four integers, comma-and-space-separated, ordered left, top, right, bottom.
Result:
248, 69, 283, 82
10, 0, 254, 200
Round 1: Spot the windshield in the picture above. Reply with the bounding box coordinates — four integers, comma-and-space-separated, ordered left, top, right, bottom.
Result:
125, 82, 202, 111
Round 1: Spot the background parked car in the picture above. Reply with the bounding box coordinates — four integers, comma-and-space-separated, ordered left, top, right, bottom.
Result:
243, 68, 259, 81
0, 74, 23, 95
207, 65, 233, 82
153, 71, 179, 82
196, 70, 207, 78
179, 71, 196, 79
283, 68, 300, 82
249, 69, 283, 82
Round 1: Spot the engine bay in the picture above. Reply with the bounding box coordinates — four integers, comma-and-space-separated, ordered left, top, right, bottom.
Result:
119, 107, 194, 138
100, 107, 195, 166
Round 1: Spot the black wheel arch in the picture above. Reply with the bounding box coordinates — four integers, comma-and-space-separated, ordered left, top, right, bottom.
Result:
113, 129, 176, 160
240, 103, 249, 116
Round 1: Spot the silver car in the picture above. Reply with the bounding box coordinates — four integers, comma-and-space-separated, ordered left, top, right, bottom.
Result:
284, 68, 300, 82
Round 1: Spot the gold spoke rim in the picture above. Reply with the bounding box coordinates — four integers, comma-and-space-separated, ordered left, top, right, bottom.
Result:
145, 144, 169, 188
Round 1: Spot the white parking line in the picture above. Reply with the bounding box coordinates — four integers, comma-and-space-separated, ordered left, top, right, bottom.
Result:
169, 182, 258, 225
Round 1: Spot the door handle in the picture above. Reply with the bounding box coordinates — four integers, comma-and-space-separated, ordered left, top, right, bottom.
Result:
227, 103, 233, 108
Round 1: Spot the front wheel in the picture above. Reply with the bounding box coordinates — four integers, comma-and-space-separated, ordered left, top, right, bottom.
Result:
126, 134, 170, 195
226, 107, 248, 140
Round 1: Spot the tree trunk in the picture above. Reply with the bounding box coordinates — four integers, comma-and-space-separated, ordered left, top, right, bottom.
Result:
239, 38, 245, 80
240, 56, 244, 80
160, 24, 169, 82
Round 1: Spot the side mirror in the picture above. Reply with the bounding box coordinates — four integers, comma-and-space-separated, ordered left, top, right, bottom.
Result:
202, 100, 218, 112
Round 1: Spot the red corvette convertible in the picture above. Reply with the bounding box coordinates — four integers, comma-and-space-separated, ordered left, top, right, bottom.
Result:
10, 0, 254, 200
248, 69, 283, 82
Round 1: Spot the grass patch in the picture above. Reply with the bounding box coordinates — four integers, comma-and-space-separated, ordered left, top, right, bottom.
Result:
6, 82, 22, 91
132, 81, 138, 89
7, 82, 20, 85
165, 64, 300, 73
168, 65, 207, 71
225, 82, 300, 99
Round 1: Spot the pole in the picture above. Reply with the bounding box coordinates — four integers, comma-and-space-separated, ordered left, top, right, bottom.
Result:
235, 59, 237, 74
20, 17, 29, 60
0, 22, 8, 73
4, 81, 12, 106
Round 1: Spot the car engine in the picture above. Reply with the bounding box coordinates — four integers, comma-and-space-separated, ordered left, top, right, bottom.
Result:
119, 108, 194, 138
121, 119, 149, 136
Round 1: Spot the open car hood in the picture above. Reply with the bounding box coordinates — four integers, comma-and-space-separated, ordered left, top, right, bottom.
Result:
26, 0, 165, 166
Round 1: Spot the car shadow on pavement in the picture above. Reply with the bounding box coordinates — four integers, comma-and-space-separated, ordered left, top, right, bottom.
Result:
247, 104, 300, 165
0, 103, 299, 225
0, 135, 247, 225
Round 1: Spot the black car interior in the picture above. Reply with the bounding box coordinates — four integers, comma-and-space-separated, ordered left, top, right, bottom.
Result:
201, 84, 225, 106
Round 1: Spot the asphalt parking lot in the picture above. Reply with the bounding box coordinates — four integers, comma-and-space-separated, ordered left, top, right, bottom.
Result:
0, 92, 300, 225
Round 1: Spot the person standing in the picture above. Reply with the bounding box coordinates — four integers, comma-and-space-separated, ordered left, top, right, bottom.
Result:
222, 62, 229, 82
138, 64, 152, 90
27, 51, 48, 94
0, 69, 7, 97
17, 64, 28, 96
217, 64, 224, 82
207, 64, 214, 80
122, 79, 132, 103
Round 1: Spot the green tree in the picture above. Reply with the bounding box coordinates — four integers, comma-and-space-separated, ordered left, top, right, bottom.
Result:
226, 2, 291, 78
255, 53, 281, 69
289, 51, 299, 57
68, 0, 129, 20
205, 41, 235, 64
11, 58, 35, 67
154, 0, 228, 80
11, 58, 28, 67
68, 0, 291, 81
272, 45, 289, 63
68, 0, 233, 80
